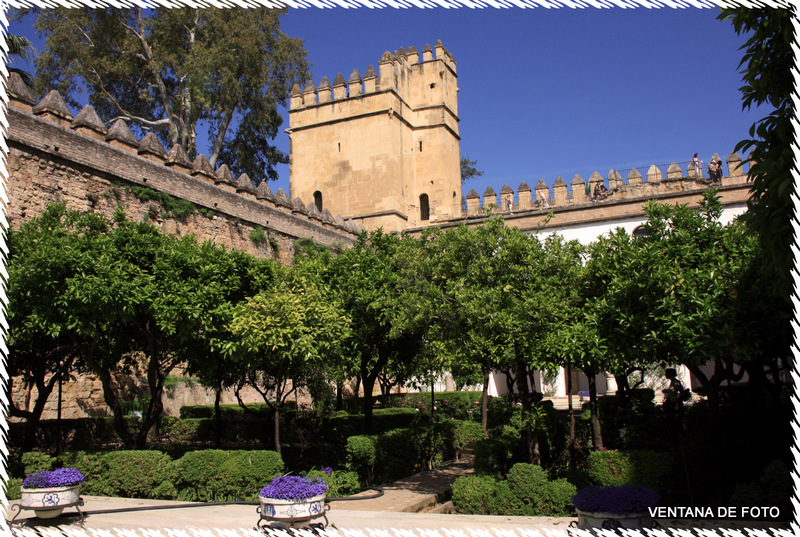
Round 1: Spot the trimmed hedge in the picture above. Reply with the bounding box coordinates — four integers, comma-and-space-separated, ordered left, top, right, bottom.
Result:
8, 449, 286, 502
452, 463, 576, 516
345, 420, 481, 486
586, 449, 675, 494
307, 469, 361, 497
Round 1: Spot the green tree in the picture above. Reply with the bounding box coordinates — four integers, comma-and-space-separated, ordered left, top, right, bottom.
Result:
6, 204, 92, 451
5, 33, 36, 84
222, 268, 350, 452
181, 248, 277, 448
577, 191, 784, 412
8, 204, 264, 449
28, 7, 310, 183
460, 156, 484, 182
421, 218, 583, 462
323, 230, 426, 434
718, 7, 794, 284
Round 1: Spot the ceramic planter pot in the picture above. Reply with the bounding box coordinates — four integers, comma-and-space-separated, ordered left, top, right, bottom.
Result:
575, 508, 654, 530
20, 484, 82, 519
258, 493, 326, 523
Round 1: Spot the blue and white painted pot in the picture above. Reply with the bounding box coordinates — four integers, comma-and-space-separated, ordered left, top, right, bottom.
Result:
258, 494, 326, 522
20, 484, 82, 518
576, 508, 653, 530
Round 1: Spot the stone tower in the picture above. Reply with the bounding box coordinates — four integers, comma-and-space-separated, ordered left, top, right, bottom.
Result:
288, 41, 462, 232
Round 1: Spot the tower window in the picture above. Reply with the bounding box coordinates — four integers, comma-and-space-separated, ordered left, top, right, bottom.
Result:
419, 141, 423, 152
314, 191, 323, 212
420, 194, 430, 221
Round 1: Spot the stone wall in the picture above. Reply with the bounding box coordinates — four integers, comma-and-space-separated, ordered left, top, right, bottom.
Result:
5, 73, 361, 263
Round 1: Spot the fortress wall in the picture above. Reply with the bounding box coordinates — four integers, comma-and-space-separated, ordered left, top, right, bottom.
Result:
5, 75, 361, 266
453, 151, 752, 235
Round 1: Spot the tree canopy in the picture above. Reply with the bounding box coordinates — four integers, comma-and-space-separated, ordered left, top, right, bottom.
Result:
27, 7, 310, 184
717, 7, 795, 285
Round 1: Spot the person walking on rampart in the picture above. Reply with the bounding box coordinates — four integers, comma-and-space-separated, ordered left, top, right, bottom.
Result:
691, 153, 702, 177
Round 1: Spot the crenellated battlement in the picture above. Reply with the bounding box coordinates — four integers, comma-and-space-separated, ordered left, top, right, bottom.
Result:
290, 40, 457, 113
5, 72, 362, 261
462, 155, 751, 217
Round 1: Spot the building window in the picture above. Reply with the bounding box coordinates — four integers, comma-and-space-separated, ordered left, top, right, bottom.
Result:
314, 191, 323, 212
420, 194, 430, 221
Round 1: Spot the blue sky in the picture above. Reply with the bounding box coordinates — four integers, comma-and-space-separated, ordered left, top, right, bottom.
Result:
8, 6, 765, 199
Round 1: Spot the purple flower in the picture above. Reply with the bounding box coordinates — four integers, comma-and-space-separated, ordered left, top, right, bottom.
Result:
22, 468, 85, 489
572, 485, 659, 514
321, 467, 333, 476
260, 475, 328, 501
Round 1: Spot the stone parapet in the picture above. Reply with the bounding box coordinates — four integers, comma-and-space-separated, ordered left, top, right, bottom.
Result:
456, 155, 751, 218
6, 87, 360, 262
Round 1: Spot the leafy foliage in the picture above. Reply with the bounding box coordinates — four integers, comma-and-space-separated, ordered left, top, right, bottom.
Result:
460, 156, 484, 182
27, 7, 310, 183
718, 7, 795, 284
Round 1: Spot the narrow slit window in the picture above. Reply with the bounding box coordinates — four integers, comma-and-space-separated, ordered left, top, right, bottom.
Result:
420, 194, 430, 221
314, 191, 323, 212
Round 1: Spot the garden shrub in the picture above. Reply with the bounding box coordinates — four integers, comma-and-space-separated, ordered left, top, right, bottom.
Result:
450, 420, 485, 458
375, 428, 419, 482
4, 478, 22, 500
533, 479, 577, 516
21, 452, 55, 475
174, 449, 230, 502
56, 451, 107, 495
452, 474, 499, 514
451, 474, 524, 515
597, 390, 660, 450
473, 438, 512, 474
506, 463, 576, 516
346, 435, 377, 486
586, 449, 674, 493
159, 417, 214, 446
212, 450, 284, 501
92, 450, 178, 500
729, 459, 792, 519
507, 463, 549, 505
307, 469, 361, 497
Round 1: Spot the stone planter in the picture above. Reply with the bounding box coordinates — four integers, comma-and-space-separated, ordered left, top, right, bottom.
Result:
258, 493, 327, 524
19, 484, 83, 519
575, 508, 654, 530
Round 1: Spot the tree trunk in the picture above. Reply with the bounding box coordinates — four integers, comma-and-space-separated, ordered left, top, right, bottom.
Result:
335, 381, 343, 412
18, 373, 59, 452
214, 381, 223, 448
273, 404, 281, 453
515, 343, 539, 465
361, 373, 378, 435
567, 366, 576, 466
481, 368, 490, 437
588, 373, 603, 449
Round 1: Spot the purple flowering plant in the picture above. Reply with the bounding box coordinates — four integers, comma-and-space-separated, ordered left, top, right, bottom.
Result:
572, 484, 659, 514
260, 475, 329, 501
22, 468, 85, 489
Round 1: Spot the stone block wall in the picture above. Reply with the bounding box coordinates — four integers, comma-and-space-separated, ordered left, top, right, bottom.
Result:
5, 73, 361, 265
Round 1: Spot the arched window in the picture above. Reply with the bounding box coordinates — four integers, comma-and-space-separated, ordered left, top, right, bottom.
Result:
420, 194, 430, 221
314, 191, 323, 212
